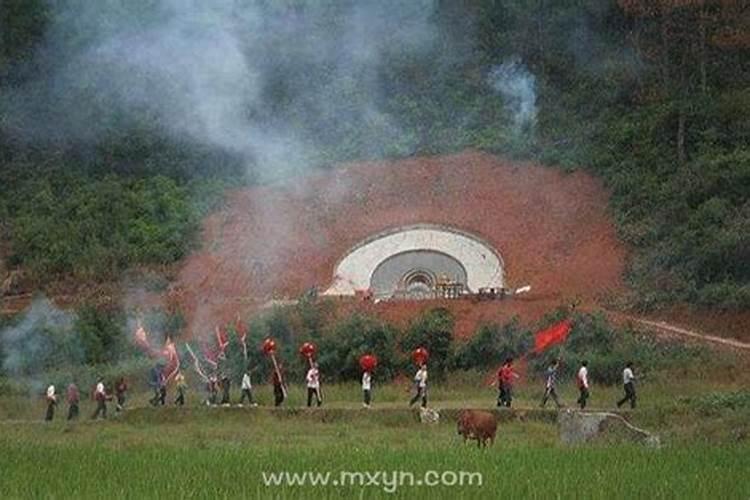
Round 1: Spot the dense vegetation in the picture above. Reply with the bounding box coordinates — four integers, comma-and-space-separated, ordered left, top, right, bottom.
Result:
0, 298, 714, 394
1, 0, 749, 309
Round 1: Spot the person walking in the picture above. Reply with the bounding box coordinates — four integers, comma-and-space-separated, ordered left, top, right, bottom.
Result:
272, 365, 286, 407
362, 370, 372, 408
158, 370, 167, 406
91, 377, 108, 420
220, 373, 232, 406
239, 368, 257, 406
616, 362, 637, 409
66, 382, 80, 421
540, 359, 562, 409
576, 361, 590, 409
409, 364, 428, 408
149, 365, 164, 406
174, 372, 187, 406
497, 358, 519, 408
207, 373, 219, 406
306, 362, 322, 407
45, 384, 57, 421
115, 377, 128, 412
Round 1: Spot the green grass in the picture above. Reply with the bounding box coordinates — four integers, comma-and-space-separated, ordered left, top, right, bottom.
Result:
1, 377, 749, 499
0, 412, 748, 499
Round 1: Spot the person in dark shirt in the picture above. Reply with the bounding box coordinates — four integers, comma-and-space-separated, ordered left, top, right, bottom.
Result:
66, 383, 80, 420
272, 364, 286, 407
540, 359, 562, 408
115, 377, 128, 412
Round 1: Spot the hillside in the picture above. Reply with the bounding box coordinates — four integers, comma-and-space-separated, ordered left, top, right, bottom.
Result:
169, 151, 625, 336
1, 1, 749, 354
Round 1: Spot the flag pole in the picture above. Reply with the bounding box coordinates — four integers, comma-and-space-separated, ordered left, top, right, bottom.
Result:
270, 353, 287, 399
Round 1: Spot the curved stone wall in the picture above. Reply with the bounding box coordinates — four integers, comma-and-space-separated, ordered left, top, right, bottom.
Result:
323, 224, 504, 296
370, 250, 468, 298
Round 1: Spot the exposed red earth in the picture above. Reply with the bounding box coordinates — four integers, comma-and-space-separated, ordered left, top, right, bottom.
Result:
3, 150, 745, 346
170, 150, 628, 338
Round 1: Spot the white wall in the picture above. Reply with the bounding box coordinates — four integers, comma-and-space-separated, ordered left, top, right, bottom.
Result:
323, 225, 504, 295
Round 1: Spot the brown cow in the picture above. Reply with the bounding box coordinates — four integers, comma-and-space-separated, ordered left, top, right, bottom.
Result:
457, 409, 497, 448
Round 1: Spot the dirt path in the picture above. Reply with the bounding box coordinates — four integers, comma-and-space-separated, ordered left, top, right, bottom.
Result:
608, 311, 750, 351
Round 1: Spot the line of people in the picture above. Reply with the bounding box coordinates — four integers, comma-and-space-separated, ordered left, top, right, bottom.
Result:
43, 359, 638, 421
44, 376, 129, 422
496, 357, 638, 410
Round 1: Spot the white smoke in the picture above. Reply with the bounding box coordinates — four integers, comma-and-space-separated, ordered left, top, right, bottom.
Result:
0, 0, 456, 343
3, 0, 440, 180
0, 297, 78, 393
487, 58, 537, 133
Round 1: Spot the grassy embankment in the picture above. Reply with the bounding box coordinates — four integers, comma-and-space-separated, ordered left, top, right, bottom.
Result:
1, 375, 749, 499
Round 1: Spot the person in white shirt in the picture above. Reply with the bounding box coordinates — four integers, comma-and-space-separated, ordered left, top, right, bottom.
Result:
306, 363, 322, 407
362, 370, 372, 408
92, 378, 108, 420
576, 361, 589, 409
409, 364, 428, 408
45, 384, 57, 421
239, 368, 257, 406
616, 362, 637, 409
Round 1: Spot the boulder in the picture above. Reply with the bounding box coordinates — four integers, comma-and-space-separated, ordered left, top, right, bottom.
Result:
419, 407, 440, 424
558, 409, 660, 447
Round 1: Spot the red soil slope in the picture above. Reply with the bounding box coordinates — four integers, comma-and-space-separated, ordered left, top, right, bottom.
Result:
171, 151, 628, 337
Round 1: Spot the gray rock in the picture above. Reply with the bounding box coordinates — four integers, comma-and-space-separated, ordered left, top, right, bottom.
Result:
419, 407, 440, 424
558, 409, 660, 447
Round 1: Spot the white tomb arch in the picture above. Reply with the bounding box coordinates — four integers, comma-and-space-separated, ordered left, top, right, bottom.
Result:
323, 224, 504, 298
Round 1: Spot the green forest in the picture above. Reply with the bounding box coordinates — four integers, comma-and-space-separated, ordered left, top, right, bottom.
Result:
1, 0, 749, 310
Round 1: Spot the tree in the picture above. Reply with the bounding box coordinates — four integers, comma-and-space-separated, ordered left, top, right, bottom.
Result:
618, 0, 750, 163
400, 308, 455, 378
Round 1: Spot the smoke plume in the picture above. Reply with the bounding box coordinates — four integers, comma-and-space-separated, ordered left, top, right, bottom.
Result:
0, 297, 78, 393
3, 0, 441, 180
487, 58, 538, 134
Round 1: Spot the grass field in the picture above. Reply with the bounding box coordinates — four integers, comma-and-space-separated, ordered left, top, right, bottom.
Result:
1, 374, 749, 499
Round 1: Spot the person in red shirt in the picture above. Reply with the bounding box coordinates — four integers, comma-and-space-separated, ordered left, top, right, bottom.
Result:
497, 357, 519, 408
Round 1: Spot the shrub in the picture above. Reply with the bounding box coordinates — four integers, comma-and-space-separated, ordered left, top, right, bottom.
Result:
318, 313, 400, 382
529, 312, 706, 385
400, 307, 454, 378
74, 305, 130, 366
243, 306, 318, 384
454, 318, 531, 370
687, 391, 750, 414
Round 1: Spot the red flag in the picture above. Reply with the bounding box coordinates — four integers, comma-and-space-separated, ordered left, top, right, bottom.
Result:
215, 325, 229, 355
235, 315, 248, 359
134, 324, 150, 351
533, 319, 573, 354
202, 342, 218, 367
161, 339, 180, 382
134, 323, 159, 358
235, 316, 247, 344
